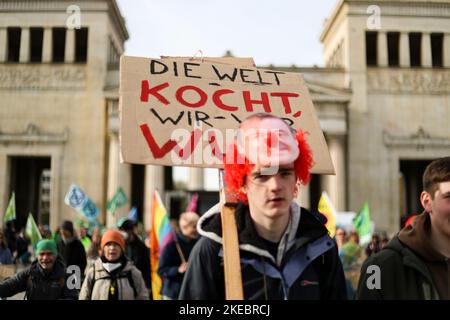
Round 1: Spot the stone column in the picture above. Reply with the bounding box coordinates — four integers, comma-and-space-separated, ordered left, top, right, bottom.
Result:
49, 152, 62, 232
19, 27, 29, 62
143, 165, 165, 231
399, 32, 410, 67
321, 135, 346, 211
421, 32, 432, 67
0, 28, 7, 62
42, 27, 52, 62
297, 183, 310, 210
187, 168, 204, 190
377, 31, 388, 67
65, 28, 75, 63
0, 155, 8, 223
106, 133, 120, 228
106, 132, 132, 228
443, 33, 450, 67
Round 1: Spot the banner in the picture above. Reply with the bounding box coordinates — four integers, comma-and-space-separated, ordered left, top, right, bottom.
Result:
64, 184, 100, 220
25, 213, 42, 249
186, 192, 199, 213
119, 56, 334, 174
150, 190, 174, 300
317, 191, 337, 238
106, 187, 128, 216
3, 192, 16, 223
353, 201, 373, 246
127, 206, 138, 222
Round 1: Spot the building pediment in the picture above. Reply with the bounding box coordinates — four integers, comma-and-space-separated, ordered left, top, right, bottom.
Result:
0, 124, 68, 145
383, 127, 450, 149
306, 81, 351, 103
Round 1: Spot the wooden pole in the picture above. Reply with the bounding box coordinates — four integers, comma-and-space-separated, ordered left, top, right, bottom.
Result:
219, 170, 244, 300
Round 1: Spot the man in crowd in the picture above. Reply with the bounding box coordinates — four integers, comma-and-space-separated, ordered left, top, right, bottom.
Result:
0, 239, 78, 300
357, 157, 450, 300
158, 211, 199, 299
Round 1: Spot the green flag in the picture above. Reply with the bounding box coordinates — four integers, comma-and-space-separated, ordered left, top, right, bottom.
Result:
106, 187, 128, 216
352, 201, 373, 246
26, 213, 42, 249
4, 192, 16, 223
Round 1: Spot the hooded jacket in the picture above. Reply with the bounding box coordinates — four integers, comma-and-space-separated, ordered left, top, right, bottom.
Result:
79, 256, 149, 300
178, 202, 347, 300
0, 256, 78, 300
357, 212, 449, 300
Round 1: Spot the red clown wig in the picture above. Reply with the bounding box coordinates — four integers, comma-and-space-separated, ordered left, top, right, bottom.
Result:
223, 129, 314, 204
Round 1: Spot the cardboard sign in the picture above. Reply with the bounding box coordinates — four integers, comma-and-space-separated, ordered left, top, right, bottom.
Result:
0, 264, 15, 282
119, 56, 334, 174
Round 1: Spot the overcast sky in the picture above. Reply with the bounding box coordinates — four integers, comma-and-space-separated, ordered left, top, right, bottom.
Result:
116, 0, 337, 67
115, 0, 338, 188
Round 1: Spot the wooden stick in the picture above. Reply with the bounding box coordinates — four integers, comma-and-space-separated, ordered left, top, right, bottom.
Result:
173, 232, 187, 264
220, 204, 244, 300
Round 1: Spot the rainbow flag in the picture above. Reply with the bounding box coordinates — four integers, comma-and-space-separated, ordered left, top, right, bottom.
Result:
318, 191, 337, 238
150, 190, 174, 300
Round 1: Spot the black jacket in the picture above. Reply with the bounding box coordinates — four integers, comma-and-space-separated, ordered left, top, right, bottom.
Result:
157, 233, 198, 299
179, 202, 347, 300
58, 237, 87, 275
357, 213, 448, 300
0, 256, 78, 300
125, 235, 151, 290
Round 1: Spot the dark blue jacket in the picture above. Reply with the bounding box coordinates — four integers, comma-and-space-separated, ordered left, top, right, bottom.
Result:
157, 233, 197, 299
179, 202, 347, 300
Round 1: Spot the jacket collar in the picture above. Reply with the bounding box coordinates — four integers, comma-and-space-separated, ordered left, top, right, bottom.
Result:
384, 236, 435, 284
32, 256, 66, 279
198, 202, 328, 265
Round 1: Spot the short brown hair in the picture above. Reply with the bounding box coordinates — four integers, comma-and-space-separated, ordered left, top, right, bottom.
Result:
423, 157, 450, 198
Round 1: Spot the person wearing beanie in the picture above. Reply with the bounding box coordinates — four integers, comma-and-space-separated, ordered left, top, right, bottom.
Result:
57, 220, 87, 276
179, 114, 347, 300
118, 218, 152, 292
79, 229, 149, 300
0, 239, 78, 300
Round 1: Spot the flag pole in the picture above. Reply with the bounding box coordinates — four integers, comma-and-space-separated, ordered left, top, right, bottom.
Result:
172, 231, 186, 264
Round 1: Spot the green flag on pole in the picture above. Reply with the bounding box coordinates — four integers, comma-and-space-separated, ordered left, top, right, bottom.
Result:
106, 187, 128, 216
26, 213, 42, 249
352, 201, 373, 246
4, 192, 16, 223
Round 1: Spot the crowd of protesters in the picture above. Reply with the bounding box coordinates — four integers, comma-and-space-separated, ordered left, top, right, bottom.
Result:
0, 114, 448, 300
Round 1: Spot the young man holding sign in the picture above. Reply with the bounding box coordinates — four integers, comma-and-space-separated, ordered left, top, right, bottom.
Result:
179, 114, 347, 300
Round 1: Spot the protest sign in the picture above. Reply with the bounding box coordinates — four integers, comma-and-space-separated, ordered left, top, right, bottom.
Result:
119, 56, 334, 174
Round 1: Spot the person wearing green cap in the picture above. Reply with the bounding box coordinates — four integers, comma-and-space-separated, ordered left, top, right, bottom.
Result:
0, 239, 78, 300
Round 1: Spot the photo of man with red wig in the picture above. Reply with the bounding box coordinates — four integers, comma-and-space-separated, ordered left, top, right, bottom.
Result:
179, 113, 347, 300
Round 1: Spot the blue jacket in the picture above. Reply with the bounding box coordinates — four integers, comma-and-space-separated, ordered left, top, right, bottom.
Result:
157, 233, 197, 299
0, 247, 13, 264
179, 202, 347, 300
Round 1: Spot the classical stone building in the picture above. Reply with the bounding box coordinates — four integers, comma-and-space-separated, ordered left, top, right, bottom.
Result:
317, 0, 450, 234
0, 0, 128, 230
1, 0, 449, 235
